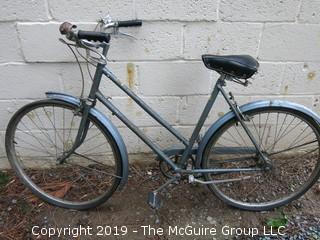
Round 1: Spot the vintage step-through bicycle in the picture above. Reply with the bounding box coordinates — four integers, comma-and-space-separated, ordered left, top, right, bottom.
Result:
5, 17, 320, 211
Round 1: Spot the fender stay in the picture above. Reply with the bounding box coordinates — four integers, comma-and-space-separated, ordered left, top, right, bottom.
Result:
45, 91, 129, 190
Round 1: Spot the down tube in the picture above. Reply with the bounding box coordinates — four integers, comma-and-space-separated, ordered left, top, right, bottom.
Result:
96, 91, 179, 171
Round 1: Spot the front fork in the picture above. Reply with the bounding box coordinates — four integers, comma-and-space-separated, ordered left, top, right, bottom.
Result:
58, 61, 105, 164
218, 84, 272, 169
57, 98, 94, 163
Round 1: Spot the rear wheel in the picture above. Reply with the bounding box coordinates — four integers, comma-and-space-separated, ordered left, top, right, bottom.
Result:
5, 99, 123, 210
202, 106, 320, 211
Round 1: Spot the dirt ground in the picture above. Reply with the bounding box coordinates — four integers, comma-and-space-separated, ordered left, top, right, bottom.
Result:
0, 162, 320, 240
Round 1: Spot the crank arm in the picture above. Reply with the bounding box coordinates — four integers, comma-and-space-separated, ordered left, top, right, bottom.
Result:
148, 175, 180, 209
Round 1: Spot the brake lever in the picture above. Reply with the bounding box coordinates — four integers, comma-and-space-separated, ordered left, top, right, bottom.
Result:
99, 15, 137, 40
80, 39, 107, 48
116, 31, 137, 40
111, 28, 137, 40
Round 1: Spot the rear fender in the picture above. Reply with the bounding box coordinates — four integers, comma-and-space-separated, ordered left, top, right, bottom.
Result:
195, 100, 320, 168
45, 91, 129, 190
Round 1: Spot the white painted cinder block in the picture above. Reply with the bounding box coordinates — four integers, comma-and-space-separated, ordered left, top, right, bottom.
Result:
48, 0, 134, 22
299, 0, 320, 23
108, 22, 183, 61
178, 94, 272, 126
0, 1, 320, 165
138, 61, 212, 96
0, 0, 48, 21
259, 24, 320, 61
118, 126, 194, 154
17, 22, 96, 62
0, 100, 33, 130
0, 23, 23, 62
60, 62, 135, 97
135, 0, 218, 21
226, 63, 285, 95
281, 63, 320, 95
219, 0, 300, 22
95, 96, 180, 128
184, 22, 262, 59
179, 95, 229, 125
0, 63, 62, 99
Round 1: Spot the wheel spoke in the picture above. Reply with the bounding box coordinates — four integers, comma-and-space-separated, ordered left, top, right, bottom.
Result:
8, 101, 120, 206
204, 108, 320, 209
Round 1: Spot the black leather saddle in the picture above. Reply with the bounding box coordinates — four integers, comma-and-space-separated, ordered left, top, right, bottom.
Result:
202, 55, 259, 79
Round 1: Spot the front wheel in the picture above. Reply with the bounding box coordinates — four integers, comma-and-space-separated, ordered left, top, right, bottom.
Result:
202, 106, 320, 211
5, 99, 123, 210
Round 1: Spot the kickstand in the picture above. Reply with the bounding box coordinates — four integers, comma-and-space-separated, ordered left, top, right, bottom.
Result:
148, 176, 179, 209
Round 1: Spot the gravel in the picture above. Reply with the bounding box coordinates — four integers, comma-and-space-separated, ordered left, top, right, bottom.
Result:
258, 215, 320, 240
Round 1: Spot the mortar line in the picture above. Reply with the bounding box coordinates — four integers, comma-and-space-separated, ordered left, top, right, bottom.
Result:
14, 19, 319, 25
295, 0, 304, 23
278, 63, 288, 96
10, 59, 320, 64
44, 0, 53, 20
256, 23, 265, 59
14, 23, 27, 62
216, 0, 221, 21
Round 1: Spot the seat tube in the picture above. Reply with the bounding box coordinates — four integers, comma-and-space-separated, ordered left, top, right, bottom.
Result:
178, 75, 224, 166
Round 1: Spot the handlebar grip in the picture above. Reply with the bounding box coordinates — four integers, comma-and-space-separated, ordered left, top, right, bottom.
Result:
78, 30, 110, 43
117, 20, 142, 27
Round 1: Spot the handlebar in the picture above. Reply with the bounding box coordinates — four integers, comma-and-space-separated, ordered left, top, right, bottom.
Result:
59, 19, 142, 43
117, 20, 142, 27
78, 30, 110, 43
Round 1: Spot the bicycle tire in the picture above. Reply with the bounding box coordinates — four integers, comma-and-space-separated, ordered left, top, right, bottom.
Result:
5, 99, 123, 210
202, 106, 320, 211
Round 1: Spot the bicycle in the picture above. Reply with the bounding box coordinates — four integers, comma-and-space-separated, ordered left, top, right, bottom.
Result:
5, 17, 320, 211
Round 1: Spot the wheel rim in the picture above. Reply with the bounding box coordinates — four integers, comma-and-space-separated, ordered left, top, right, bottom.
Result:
7, 101, 121, 206
203, 108, 320, 208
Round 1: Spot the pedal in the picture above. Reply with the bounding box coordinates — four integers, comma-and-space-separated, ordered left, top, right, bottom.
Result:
148, 191, 161, 209
147, 175, 180, 209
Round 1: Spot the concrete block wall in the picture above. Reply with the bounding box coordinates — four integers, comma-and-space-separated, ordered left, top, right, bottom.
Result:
0, 0, 320, 165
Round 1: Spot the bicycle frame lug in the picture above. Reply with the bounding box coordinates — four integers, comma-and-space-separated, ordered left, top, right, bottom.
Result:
83, 97, 96, 107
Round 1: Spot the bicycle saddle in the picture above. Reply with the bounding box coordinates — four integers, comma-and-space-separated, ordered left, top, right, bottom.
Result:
202, 54, 259, 79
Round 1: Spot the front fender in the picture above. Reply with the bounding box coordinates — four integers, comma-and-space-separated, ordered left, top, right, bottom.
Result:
45, 91, 129, 190
196, 100, 320, 168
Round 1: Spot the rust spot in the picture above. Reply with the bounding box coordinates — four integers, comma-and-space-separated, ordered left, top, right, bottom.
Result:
144, 48, 150, 53
217, 112, 224, 117
127, 63, 135, 89
284, 85, 289, 94
308, 71, 316, 80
